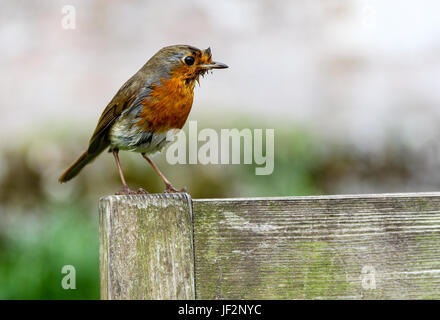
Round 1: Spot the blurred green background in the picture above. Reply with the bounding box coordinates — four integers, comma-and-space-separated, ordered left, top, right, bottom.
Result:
1, 0, 440, 299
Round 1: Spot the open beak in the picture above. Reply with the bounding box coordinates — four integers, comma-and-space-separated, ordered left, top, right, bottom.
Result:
200, 61, 229, 70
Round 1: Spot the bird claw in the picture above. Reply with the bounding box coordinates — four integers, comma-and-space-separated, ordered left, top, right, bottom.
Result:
115, 186, 143, 196
115, 187, 150, 195
115, 186, 137, 195
136, 188, 149, 194
164, 184, 187, 193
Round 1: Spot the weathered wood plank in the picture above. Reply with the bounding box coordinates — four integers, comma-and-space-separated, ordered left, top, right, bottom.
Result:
193, 193, 440, 299
99, 193, 195, 300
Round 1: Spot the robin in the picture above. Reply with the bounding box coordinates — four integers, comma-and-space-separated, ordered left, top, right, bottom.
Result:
59, 45, 228, 193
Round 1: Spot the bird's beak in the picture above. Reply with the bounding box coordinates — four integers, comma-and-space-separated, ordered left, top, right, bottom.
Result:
200, 61, 229, 70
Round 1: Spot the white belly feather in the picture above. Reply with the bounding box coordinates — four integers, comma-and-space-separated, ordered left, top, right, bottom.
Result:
109, 116, 178, 155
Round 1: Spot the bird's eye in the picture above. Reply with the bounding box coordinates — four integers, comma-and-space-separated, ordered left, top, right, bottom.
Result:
184, 56, 195, 66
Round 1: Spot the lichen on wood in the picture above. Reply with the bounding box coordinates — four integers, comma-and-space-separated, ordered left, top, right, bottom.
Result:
99, 193, 194, 300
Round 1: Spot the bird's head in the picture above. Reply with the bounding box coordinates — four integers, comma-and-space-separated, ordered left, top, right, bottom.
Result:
144, 45, 228, 85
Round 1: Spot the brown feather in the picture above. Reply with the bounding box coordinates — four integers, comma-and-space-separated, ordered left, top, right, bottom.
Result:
59, 74, 144, 182
88, 74, 145, 151
58, 143, 107, 183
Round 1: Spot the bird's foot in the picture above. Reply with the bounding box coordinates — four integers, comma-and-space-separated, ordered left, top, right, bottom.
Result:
136, 188, 149, 194
115, 186, 150, 195
115, 186, 137, 195
164, 183, 187, 193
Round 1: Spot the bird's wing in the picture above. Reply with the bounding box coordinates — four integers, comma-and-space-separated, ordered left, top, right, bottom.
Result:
87, 74, 147, 153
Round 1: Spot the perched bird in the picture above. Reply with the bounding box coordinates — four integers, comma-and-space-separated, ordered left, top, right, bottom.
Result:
59, 45, 228, 193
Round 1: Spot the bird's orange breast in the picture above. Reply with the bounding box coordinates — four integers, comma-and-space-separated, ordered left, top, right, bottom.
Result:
137, 74, 195, 133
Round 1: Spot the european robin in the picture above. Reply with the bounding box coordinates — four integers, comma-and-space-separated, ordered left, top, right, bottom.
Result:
59, 45, 228, 193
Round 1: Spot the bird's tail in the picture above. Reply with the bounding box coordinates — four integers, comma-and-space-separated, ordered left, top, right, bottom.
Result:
59, 143, 107, 183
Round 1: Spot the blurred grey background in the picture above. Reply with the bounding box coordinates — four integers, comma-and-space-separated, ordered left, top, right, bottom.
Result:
0, 0, 439, 299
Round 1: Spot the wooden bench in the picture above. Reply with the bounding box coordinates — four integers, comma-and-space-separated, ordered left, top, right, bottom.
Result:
99, 192, 440, 299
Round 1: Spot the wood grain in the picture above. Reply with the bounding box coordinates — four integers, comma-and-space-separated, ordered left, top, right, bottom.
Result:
99, 193, 195, 299
193, 193, 440, 299
100, 192, 440, 299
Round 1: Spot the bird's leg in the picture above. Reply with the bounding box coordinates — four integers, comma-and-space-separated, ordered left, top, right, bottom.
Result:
141, 153, 186, 193
112, 149, 134, 195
